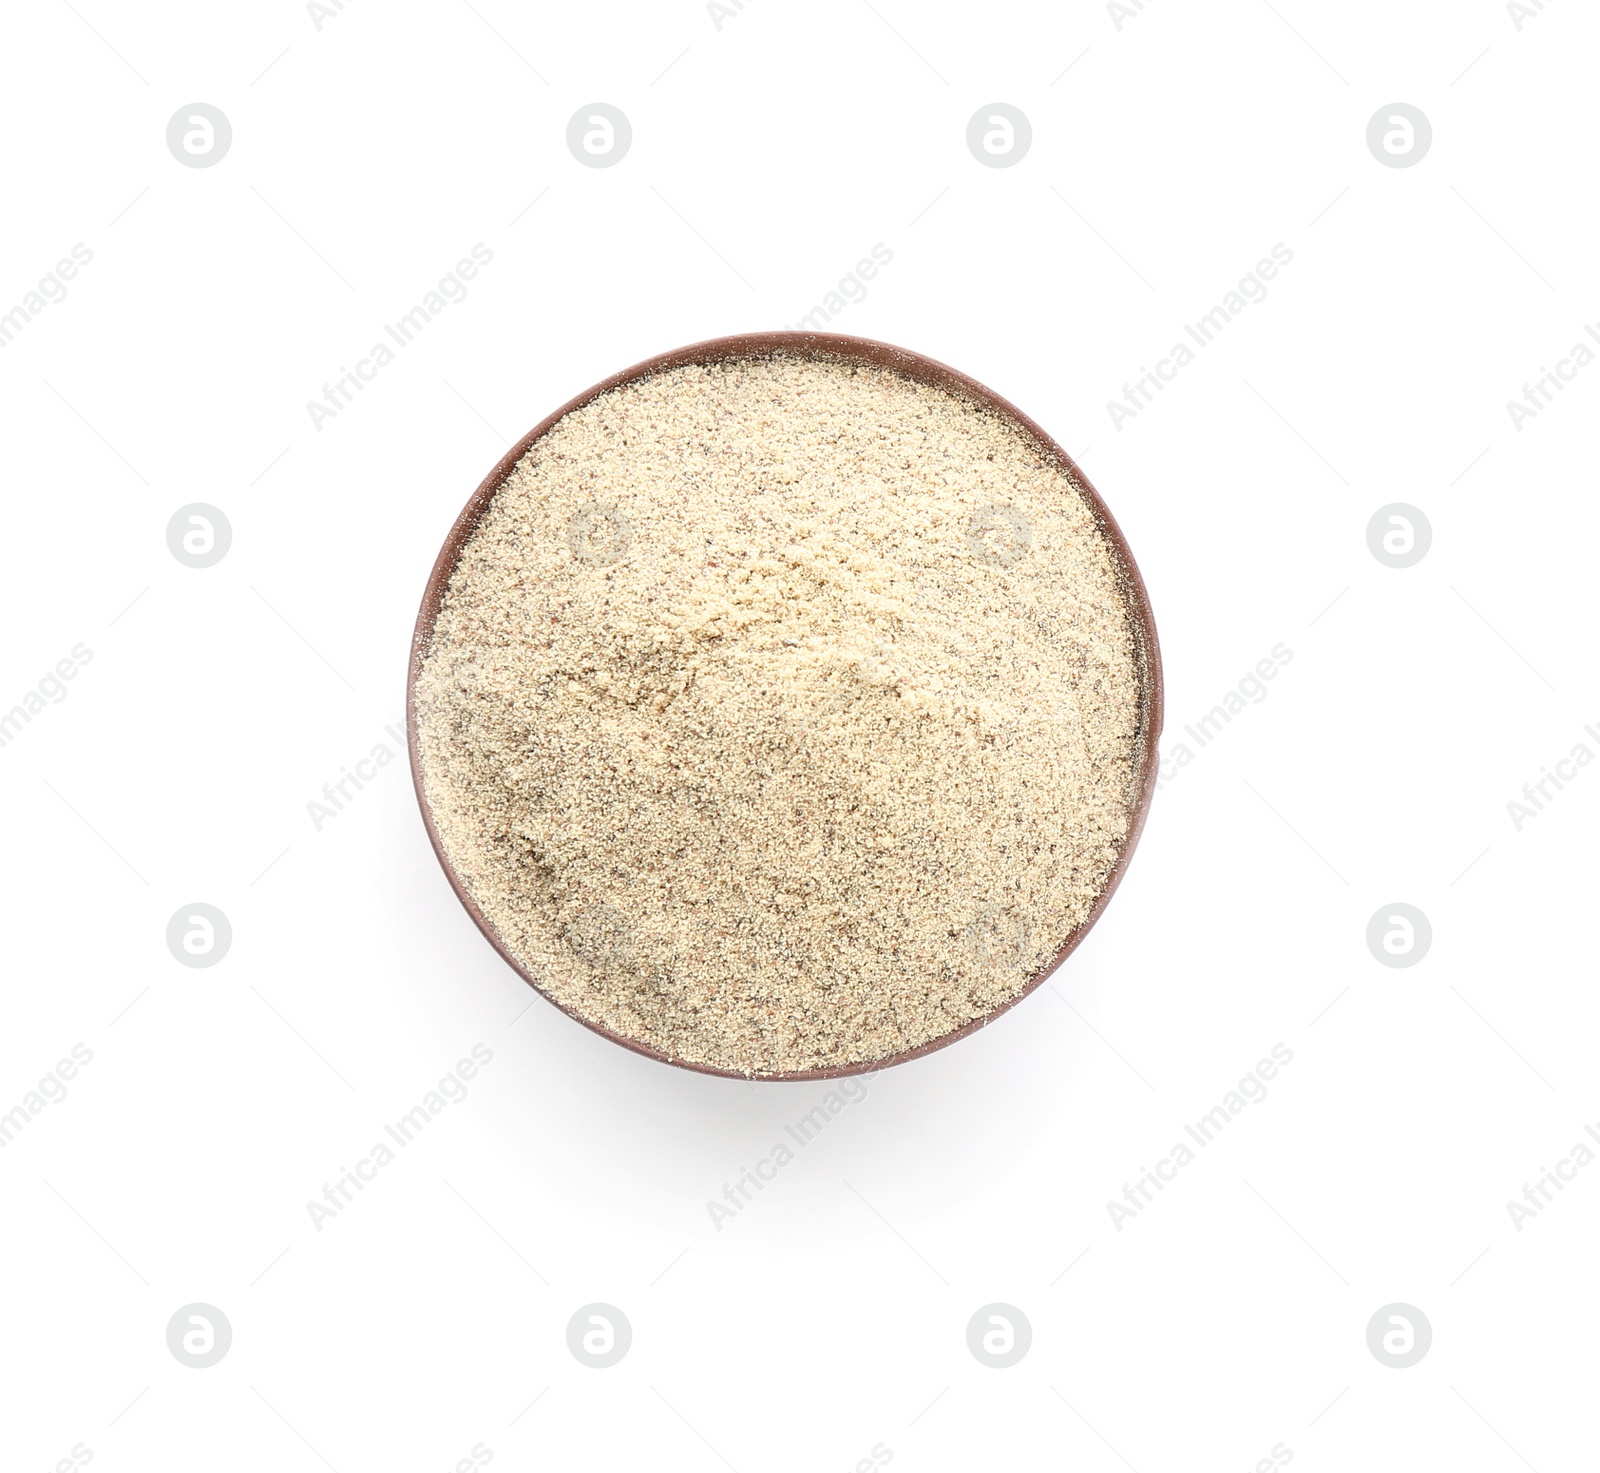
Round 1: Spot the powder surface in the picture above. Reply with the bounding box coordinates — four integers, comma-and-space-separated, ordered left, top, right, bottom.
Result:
415, 354, 1149, 1076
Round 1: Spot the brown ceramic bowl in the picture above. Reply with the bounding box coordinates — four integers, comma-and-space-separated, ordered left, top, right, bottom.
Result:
407, 331, 1163, 1081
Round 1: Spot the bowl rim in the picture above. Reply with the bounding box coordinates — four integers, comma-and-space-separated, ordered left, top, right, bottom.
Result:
406, 329, 1164, 1081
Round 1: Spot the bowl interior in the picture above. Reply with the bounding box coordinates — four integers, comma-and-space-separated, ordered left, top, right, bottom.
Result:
406, 330, 1164, 1081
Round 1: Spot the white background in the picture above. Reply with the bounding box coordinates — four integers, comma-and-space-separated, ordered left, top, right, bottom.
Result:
2, 1, 1597, 1468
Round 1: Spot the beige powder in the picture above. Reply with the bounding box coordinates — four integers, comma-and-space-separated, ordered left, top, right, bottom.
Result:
415, 353, 1149, 1076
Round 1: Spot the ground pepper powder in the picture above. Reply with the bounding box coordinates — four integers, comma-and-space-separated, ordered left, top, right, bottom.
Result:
415, 353, 1148, 1076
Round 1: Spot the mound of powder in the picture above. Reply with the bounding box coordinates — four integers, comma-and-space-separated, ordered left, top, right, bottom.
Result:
414, 353, 1150, 1076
